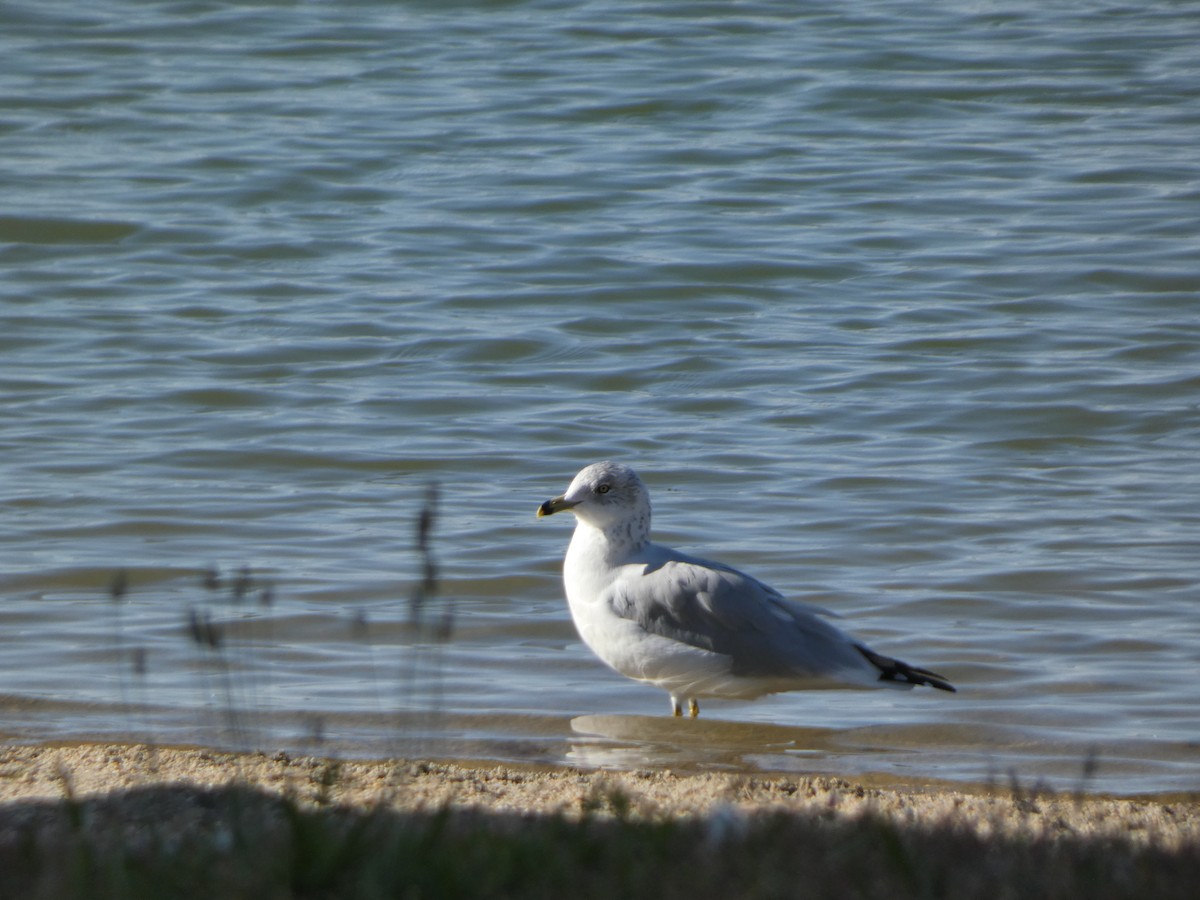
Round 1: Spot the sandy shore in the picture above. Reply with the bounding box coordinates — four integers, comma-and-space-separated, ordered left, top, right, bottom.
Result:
2, 742, 1198, 898
2, 741, 1196, 840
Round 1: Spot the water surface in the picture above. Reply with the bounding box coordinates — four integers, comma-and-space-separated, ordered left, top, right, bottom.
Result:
2, 0, 1198, 795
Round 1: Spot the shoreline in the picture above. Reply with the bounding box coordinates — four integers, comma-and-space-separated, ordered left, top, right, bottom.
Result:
3, 739, 1197, 831
3, 741, 1198, 898
3, 737, 1196, 805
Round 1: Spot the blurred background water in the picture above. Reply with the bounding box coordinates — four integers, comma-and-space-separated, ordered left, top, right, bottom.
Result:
2, 0, 1198, 795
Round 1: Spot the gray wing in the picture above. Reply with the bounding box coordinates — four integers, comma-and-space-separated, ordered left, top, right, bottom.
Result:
609, 547, 871, 681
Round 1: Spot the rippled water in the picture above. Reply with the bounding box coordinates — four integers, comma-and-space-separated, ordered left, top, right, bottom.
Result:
2, 1, 1198, 795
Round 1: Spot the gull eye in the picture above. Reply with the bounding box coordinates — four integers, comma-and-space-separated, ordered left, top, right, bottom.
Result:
596, 484, 611, 495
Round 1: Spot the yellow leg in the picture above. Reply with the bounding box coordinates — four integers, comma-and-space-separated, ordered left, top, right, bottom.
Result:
688, 699, 700, 718
672, 699, 682, 717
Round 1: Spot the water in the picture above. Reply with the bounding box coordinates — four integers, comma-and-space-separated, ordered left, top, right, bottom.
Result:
2, 0, 1198, 796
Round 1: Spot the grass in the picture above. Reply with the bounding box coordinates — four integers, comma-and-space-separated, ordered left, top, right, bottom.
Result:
2, 772, 1197, 900
97, 480, 451, 760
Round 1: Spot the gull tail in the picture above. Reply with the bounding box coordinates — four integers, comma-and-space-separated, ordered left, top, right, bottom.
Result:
855, 644, 956, 693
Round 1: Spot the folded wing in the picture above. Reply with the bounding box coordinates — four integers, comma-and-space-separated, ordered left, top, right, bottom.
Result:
608, 546, 879, 686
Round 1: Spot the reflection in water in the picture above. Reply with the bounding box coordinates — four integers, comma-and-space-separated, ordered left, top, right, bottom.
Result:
568, 714, 845, 771
566, 715, 1200, 796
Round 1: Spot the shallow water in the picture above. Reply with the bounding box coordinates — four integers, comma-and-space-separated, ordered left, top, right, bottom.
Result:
2, 0, 1198, 795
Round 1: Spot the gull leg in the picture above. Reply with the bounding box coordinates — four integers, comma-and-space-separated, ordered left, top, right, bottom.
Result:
688, 698, 700, 718
671, 696, 682, 717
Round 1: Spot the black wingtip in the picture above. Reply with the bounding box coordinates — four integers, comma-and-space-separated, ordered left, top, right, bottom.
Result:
855, 644, 956, 693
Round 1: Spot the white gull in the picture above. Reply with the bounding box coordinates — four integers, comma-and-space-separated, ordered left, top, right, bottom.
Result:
538, 461, 955, 717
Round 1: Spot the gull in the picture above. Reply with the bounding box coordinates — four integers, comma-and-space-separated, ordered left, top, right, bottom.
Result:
538, 461, 955, 717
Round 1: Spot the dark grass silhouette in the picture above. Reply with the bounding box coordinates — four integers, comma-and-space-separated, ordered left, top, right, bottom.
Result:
95, 483, 449, 766
2, 775, 1197, 900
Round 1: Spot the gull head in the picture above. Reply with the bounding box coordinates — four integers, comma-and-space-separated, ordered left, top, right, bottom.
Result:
537, 461, 651, 535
